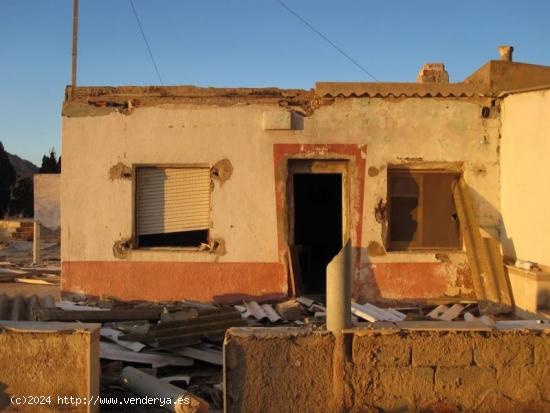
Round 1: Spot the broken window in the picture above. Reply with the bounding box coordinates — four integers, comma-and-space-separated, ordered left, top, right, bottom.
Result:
135, 167, 210, 248
387, 169, 461, 250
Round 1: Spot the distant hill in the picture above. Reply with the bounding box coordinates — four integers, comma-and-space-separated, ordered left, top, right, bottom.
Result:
6, 152, 39, 179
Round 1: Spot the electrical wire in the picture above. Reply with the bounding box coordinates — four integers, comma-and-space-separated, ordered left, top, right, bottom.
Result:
129, 0, 164, 85
275, 0, 379, 81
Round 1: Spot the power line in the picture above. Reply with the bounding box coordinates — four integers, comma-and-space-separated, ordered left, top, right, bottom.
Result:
274, 0, 379, 82
129, 0, 164, 85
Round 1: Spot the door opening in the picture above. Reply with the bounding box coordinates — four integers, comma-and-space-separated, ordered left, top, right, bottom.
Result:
293, 173, 343, 295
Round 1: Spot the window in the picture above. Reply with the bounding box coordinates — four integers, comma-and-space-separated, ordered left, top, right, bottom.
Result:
135, 166, 211, 248
387, 169, 461, 250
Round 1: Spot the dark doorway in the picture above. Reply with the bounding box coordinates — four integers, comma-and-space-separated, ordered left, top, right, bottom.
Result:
293, 173, 343, 294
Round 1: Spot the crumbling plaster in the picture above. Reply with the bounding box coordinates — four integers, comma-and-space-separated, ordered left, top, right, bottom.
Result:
62, 94, 500, 301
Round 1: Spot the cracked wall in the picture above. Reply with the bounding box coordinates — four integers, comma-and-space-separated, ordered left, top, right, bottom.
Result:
61, 94, 500, 302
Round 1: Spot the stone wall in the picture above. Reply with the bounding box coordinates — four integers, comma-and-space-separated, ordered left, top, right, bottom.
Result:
224, 327, 550, 412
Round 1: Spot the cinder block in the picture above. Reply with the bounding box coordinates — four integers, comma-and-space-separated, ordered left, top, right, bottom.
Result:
353, 333, 411, 367
435, 367, 496, 409
412, 333, 473, 367
262, 111, 291, 130
378, 367, 434, 400
496, 366, 541, 401
534, 335, 550, 366
0, 321, 100, 413
474, 334, 533, 366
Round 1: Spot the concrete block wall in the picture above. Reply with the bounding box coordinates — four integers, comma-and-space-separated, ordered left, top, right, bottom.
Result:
0, 321, 100, 413
225, 327, 550, 412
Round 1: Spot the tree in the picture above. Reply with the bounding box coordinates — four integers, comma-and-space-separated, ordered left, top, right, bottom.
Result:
39, 147, 61, 173
0, 141, 16, 218
9, 177, 33, 217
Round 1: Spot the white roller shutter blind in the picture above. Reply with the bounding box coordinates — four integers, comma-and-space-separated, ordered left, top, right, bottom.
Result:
136, 167, 211, 236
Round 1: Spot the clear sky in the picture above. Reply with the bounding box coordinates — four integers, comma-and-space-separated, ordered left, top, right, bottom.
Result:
1, 0, 549, 165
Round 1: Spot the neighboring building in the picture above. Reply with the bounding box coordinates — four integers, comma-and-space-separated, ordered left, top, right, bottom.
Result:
34, 174, 61, 232
60, 47, 550, 305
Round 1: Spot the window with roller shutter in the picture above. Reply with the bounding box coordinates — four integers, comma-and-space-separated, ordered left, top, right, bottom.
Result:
135, 166, 211, 247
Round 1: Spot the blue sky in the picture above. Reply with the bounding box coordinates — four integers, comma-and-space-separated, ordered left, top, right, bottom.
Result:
1, 0, 549, 165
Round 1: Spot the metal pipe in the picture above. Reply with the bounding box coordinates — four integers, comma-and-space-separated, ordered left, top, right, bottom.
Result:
326, 239, 352, 334
72, 0, 79, 87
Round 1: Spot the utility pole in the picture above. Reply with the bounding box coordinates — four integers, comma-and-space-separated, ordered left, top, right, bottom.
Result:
72, 0, 79, 87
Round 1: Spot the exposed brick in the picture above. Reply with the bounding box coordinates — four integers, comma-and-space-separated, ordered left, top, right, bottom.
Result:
434, 367, 496, 409
496, 366, 541, 401
412, 334, 472, 367
474, 334, 533, 366
353, 334, 411, 367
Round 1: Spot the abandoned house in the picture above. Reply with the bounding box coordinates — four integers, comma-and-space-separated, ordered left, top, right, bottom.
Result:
60, 47, 550, 310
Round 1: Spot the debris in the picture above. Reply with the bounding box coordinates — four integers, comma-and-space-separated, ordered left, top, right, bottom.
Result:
173, 347, 223, 366
243, 301, 268, 320
118, 307, 246, 349
515, 259, 540, 271
121, 366, 209, 413
452, 177, 513, 314
260, 304, 281, 323
427, 304, 449, 319
297, 296, 315, 308
100, 342, 193, 368
351, 302, 405, 322
14, 275, 59, 285
275, 299, 308, 321
101, 327, 146, 352
160, 375, 192, 386
56, 300, 110, 311
428, 304, 466, 321
35, 307, 163, 322
161, 308, 199, 322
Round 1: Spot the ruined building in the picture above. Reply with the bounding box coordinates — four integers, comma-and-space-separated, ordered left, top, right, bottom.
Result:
60, 47, 550, 311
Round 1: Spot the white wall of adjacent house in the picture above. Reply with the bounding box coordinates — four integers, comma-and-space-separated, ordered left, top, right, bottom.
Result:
501, 89, 550, 267
34, 173, 61, 231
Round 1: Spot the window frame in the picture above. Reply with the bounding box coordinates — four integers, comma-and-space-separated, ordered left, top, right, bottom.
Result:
387, 167, 462, 251
132, 163, 212, 251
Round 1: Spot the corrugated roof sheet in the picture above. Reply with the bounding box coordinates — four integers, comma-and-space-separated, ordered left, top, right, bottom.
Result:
315, 82, 490, 98
0, 294, 56, 321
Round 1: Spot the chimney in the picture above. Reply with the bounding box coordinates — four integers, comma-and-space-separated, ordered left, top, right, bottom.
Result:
498, 45, 514, 62
416, 63, 449, 83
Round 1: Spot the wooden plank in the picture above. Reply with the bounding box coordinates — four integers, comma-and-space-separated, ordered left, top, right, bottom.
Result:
483, 236, 513, 311
452, 178, 509, 314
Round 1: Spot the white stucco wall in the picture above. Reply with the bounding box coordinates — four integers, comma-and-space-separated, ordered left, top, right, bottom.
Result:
61, 95, 500, 266
500, 89, 550, 266
34, 174, 61, 230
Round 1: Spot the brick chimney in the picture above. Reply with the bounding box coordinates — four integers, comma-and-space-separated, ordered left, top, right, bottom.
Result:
498, 45, 514, 62
416, 63, 449, 83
